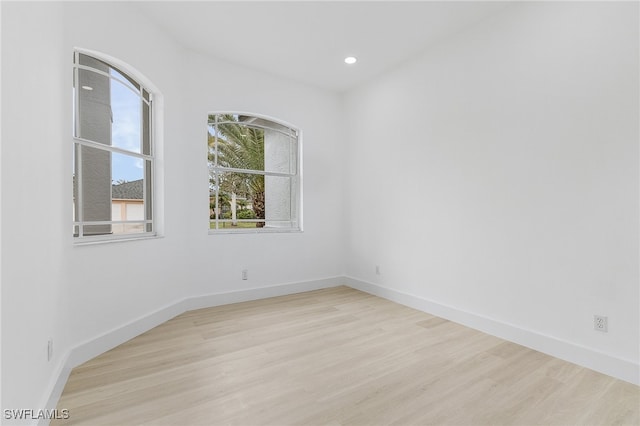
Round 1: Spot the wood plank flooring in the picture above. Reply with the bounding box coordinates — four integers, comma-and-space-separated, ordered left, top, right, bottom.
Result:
53, 286, 640, 425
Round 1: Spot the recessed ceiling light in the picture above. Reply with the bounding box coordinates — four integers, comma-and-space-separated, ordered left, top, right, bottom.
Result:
81, 85, 93, 91
344, 56, 357, 65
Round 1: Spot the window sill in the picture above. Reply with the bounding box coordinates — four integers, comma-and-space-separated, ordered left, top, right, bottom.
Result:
73, 233, 162, 246
208, 228, 302, 235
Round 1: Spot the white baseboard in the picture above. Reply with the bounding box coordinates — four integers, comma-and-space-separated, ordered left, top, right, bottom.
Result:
344, 276, 640, 386
186, 276, 344, 310
39, 276, 344, 425
39, 356, 72, 426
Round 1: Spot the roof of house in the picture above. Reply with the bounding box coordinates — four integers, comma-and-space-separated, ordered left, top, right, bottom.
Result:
112, 179, 143, 200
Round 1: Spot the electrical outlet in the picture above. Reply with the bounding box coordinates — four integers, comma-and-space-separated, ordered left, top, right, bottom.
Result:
47, 339, 53, 362
242, 269, 248, 280
594, 315, 608, 332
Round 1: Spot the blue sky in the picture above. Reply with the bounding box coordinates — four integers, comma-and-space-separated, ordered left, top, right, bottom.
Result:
111, 70, 144, 184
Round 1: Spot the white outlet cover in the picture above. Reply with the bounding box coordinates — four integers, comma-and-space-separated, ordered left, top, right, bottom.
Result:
594, 315, 608, 332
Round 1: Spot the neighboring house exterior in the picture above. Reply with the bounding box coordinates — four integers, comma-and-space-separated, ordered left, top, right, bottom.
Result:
111, 179, 144, 233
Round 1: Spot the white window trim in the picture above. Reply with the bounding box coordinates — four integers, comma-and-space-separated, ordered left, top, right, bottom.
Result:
207, 111, 303, 234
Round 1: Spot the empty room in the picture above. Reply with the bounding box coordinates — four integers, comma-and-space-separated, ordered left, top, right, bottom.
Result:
1, 1, 639, 425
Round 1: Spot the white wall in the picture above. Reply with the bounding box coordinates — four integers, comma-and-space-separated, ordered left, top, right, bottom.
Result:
345, 2, 639, 378
1, 2, 345, 421
181, 50, 345, 296
2, 3, 68, 420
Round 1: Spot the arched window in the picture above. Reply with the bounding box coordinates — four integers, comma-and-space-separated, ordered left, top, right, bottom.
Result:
208, 113, 301, 232
73, 51, 156, 241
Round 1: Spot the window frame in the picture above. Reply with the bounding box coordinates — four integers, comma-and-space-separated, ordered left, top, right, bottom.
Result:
72, 50, 158, 244
208, 112, 303, 234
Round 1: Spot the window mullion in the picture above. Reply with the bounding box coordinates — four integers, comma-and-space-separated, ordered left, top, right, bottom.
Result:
215, 170, 220, 230
74, 137, 153, 161
76, 143, 84, 237
213, 166, 293, 178
215, 120, 294, 137
214, 115, 219, 230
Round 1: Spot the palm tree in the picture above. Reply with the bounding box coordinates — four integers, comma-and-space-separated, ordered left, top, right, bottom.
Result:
208, 114, 266, 227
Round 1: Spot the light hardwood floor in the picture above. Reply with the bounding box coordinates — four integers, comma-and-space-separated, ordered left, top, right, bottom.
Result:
53, 286, 639, 425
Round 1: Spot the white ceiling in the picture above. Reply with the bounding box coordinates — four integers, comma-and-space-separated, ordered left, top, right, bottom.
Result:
135, 1, 511, 92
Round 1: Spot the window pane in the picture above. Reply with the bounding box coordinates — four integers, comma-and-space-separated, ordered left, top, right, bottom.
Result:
73, 145, 80, 223
265, 175, 293, 223
264, 129, 295, 174
142, 101, 151, 155
76, 67, 144, 155
212, 219, 264, 230
112, 152, 144, 184
78, 53, 109, 72
82, 224, 112, 236
212, 171, 265, 228
77, 69, 111, 144
110, 67, 140, 92
111, 153, 145, 235
111, 154, 146, 236
111, 78, 142, 154
111, 222, 146, 235
79, 145, 111, 230
209, 116, 264, 171
76, 146, 150, 237
209, 114, 297, 175
145, 160, 152, 221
